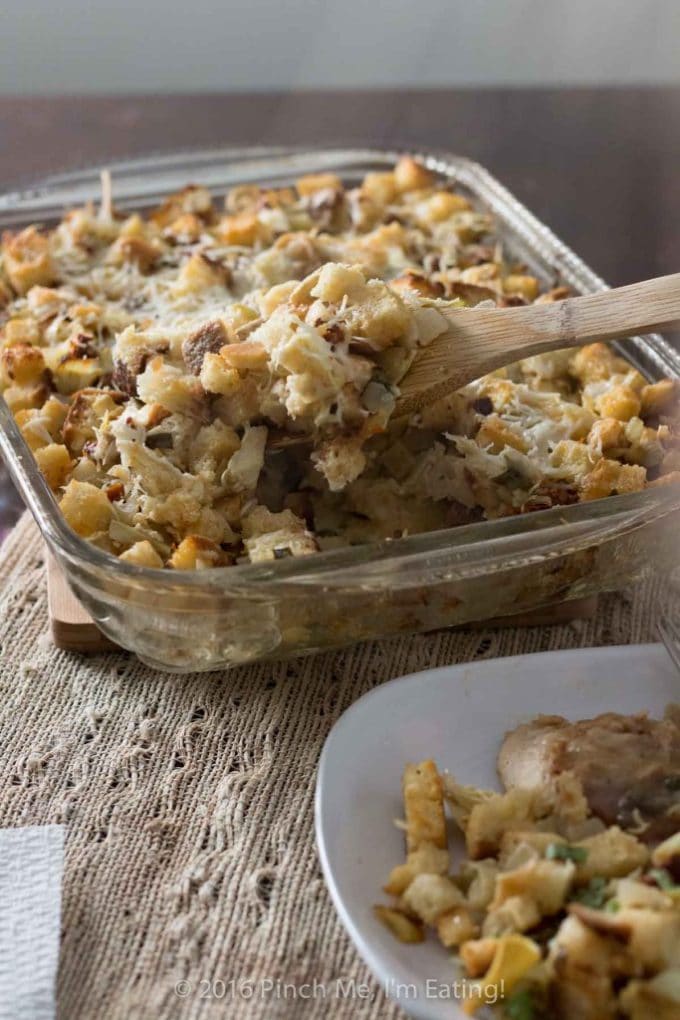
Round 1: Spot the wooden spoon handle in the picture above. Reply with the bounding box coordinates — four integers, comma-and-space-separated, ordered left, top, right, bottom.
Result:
454, 272, 680, 353
396, 273, 680, 415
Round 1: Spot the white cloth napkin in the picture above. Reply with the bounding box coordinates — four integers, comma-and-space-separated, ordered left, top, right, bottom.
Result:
0, 826, 64, 1020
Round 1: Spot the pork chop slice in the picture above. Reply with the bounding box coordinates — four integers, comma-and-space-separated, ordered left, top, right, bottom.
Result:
497, 709, 680, 845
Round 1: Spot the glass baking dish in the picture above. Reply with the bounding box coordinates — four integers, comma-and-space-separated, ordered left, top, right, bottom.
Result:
1, 146, 679, 672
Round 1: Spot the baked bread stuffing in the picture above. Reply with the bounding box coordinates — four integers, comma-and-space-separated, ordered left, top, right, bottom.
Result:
375, 707, 680, 1019
1, 158, 678, 568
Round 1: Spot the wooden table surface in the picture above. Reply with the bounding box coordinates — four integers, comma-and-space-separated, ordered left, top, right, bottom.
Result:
1, 88, 679, 535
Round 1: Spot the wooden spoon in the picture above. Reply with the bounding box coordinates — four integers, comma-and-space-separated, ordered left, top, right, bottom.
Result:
395, 273, 680, 416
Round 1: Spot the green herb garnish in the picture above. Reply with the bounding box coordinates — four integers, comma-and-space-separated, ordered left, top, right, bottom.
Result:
506, 988, 535, 1020
546, 843, 588, 863
605, 898, 620, 913
649, 868, 678, 891
572, 876, 607, 909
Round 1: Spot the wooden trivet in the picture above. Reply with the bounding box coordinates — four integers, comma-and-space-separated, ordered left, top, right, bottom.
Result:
46, 553, 118, 652
46, 552, 598, 655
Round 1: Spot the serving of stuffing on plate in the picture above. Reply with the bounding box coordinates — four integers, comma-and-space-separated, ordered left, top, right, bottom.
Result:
1, 157, 678, 569
374, 707, 680, 1019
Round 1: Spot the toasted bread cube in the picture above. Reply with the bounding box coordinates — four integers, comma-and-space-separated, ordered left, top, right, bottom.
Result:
118, 212, 149, 240
3, 381, 50, 413
169, 535, 224, 570
164, 213, 204, 244
361, 171, 398, 205
308, 262, 362, 303
212, 376, 261, 427
295, 173, 342, 197
418, 192, 470, 224
224, 302, 259, 331
498, 831, 566, 869
401, 874, 464, 925
59, 480, 112, 537
118, 540, 164, 568
262, 186, 296, 208
570, 343, 630, 384
580, 458, 646, 501
373, 905, 424, 944
106, 216, 162, 271
482, 894, 541, 936
15, 408, 49, 451
503, 275, 540, 302
174, 252, 227, 294
587, 417, 626, 454
224, 184, 263, 214
1, 342, 46, 385
3, 226, 55, 295
52, 358, 102, 395
217, 213, 266, 247
259, 282, 297, 317
312, 264, 411, 349
243, 505, 311, 540
465, 789, 536, 860
241, 506, 302, 539
219, 341, 268, 372
189, 421, 240, 477
136, 358, 206, 418
394, 156, 434, 193
403, 760, 447, 854
33, 443, 72, 490
597, 385, 641, 422
52, 392, 89, 444
628, 368, 648, 394
549, 439, 594, 480
436, 907, 479, 948
3, 316, 41, 346
312, 435, 367, 492
491, 859, 575, 916
199, 353, 241, 396
641, 379, 678, 417
384, 842, 450, 896
112, 235, 161, 273
150, 185, 213, 228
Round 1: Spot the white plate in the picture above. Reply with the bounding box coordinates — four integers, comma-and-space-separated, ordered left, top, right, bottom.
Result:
315, 644, 678, 1019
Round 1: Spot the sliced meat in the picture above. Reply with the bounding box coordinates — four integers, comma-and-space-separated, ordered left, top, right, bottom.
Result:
498, 709, 680, 845
181, 319, 228, 375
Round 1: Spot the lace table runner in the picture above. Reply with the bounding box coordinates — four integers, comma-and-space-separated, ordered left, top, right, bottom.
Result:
0, 512, 668, 1019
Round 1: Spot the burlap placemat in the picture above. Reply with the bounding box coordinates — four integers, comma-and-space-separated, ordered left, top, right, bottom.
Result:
0, 512, 668, 1020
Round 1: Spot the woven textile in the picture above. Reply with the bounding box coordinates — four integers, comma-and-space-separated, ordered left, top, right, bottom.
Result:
0, 512, 669, 1020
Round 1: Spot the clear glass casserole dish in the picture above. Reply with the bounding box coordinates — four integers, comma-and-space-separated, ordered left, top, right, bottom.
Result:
1, 146, 678, 672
